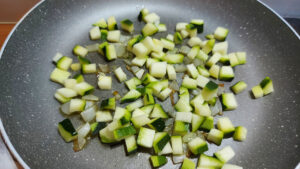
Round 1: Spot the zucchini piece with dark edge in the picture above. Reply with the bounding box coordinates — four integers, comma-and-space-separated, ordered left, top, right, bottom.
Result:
100, 97, 116, 110
90, 122, 106, 137
58, 119, 77, 142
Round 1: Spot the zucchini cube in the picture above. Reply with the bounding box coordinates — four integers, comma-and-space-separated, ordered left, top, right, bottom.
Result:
188, 137, 208, 155
233, 126, 247, 141
173, 121, 189, 136
217, 117, 235, 136
137, 127, 155, 148
207, 129, 224, 145
153, 132, 171, 154
150, 156, 167, 168
221, 93, 237, 110
181, 158, 196, 169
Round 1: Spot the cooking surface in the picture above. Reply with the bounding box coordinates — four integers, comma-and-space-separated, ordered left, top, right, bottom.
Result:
0, 0, 299, 169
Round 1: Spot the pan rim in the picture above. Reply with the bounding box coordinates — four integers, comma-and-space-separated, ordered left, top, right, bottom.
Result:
0, 1, 299, 168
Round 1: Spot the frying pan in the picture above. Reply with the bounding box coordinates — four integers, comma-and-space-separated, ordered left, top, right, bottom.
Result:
0, 0, 299, 168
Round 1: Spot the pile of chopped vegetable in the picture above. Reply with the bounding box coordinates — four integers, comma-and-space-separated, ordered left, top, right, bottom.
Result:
50, 8, 274, 169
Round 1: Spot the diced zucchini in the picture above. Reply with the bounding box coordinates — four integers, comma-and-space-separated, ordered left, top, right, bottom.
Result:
212, 41, 228, 55
151, 51, 165, 59
64, 79, 77, 89
195, 103, 211, 116
214, 27, 229, 41
127, 35, 144, 52
180, 29, 189, 39
121, 89, 142, 103
150, 156, 167, 168
137, 127, 155, 148
96, 110, 113, 122
138, 8, 149, 22
98, 75, 112, 90
197, 50, 209, 62
153, 132, 171, 153
52, 52, 63, 63
207, 129, 224, 145
73, 45, 88, 57
197, 66, 210, 77
188, 137, 208, 155
186, 24, 197, 37
148, 118, 165, 132
219, 66, 234, 81
197, 154, 224, 168
125, 77, 141, 90
188, 46, 200, 60
150, 104, 169, 119
192, 114, 205, 132
74, 74, 84, 83
221, 164, 243, 169
219, 54, 230, 65
176, 22, 188, 31
152, 38, 164, 53
56, 87, 77, 99
158, 142, 172, 155
206, 53, 222, 68
150, 62, 167, 78
58, 119, 77, 142
114, 125, 136, 140
174, 32, 183, 44
158, 23, 167, 32
132, 108, 146, 118
142, 36, 155, 52
202, 39, 215, 54
187, 64, 199, 79
60, 99, 86, 115
114, 107, 131, 120
158, 87, 172, 101
200, 116, 214, 131
101, 29, 108, 40
107, 16, 118, 30
251, 85, 263, 99
104, 44, 117, 61
143, 92, 155, 105
221, 93, 237, 110
217, 117, 235, 136
50, 68, 71, 85
54, 92, 70, 103
236, 52, 247, 65
82, 63, 97, 74
175, 112, 193, 123
196, 75, 210, 88
131, 114, 150, 128
89, 26, 101, 40
171, 136, 183, 155
74, 81, 94, 96
188, 37, 202, 47
114, 67, 127, 82
202, 81, 219, 101
190, 19, 204, 33
125, 135, 137, 154
99, 126, 117, 144
56, 56, 73, 71
208, 97, 217, 106
175, 89, 193, 112
126, 99, 144, 112
161, 38, 175, 50
140, 104, 154, 116
260, 76, 274, 95
173, 121, 189, 136
191, 94, 204, 107
214, 146, 235, 163
132, 57, 147, 68
98, 42, 108, 55
107, 30, 121, 42
182, 76, 197, 89
142, 73, 158, 85
142, 23, 158, 36
71, 63, 81, 71
182, 158, 196, 169
229, 53, 239, 67
100, 97, 116, 110
166, 64, 176, 80
163, 54, 184, 64
132, 42, 148, 57
80, 105, 97, 122
233, 126, 247, 141
231, 81, 247, 94
121, 19, 134, 33
146, 58, 159, 68
144, 13, 160, 23
90, 122, 106, 137
205, 34, 215, 40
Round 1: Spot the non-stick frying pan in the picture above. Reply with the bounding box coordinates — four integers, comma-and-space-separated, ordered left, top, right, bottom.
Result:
0, 0, 299, 168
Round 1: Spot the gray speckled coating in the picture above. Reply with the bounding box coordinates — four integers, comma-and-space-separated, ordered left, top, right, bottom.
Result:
0, 0, 299, 168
